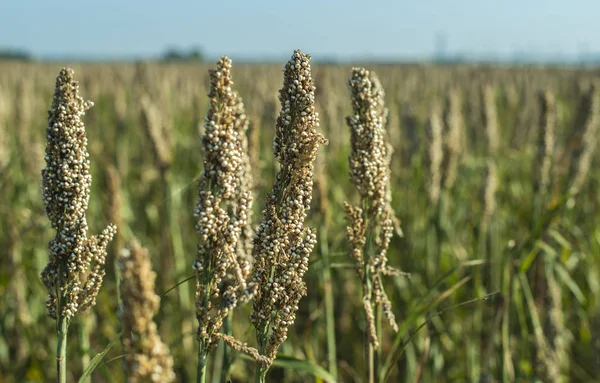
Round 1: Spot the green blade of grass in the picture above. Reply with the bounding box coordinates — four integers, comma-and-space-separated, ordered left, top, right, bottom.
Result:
78, 332, 121, 383
518, 273, 548, 358
272, 355, 337, 383
238, 353, 336, 383
380, 289, 498, 383
553, 262, 586, 304
518, 244, 542, 273
380, 261, 487, 382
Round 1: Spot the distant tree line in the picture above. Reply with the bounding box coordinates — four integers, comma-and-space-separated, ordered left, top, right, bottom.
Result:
0, 49, 32, 61
160, 47, 205, 62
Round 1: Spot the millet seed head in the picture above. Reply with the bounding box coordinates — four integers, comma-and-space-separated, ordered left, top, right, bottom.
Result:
40, 68, 116, 320
251, 50, 327, 364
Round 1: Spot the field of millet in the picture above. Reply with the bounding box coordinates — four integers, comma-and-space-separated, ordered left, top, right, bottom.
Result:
1, 54, 600, 382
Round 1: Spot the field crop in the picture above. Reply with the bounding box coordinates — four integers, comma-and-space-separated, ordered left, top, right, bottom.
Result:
1, 54, 599, 382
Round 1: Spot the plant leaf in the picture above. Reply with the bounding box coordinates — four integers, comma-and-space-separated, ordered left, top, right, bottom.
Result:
554, 263, 586, 304
78, 332, 121, 383
237, 354, 336, 382
380, 260, 486, 382
271, 355, 336, 383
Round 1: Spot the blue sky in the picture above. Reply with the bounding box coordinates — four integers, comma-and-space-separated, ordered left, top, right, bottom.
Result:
2, 0, 599, 61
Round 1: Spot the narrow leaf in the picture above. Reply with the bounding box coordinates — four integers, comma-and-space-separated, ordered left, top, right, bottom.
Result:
78, 332, 121, 383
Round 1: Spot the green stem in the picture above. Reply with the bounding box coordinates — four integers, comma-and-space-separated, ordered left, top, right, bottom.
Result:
197, 289, 211, 383
171, 179, 194, 378
211, 337, 224, 383
375, 303, 382, 378
218, 316, 233, 383
367, 198, 384, 383
501, 260, 513, 382
426, 202, 442, 283
197, 347, 208, 383
363, 203, 376, 383
254, 332, 270, 383
320, 226, 338, 380
57, 314, 68, 383
78, 314, 92, 381
197, 245, 213, 383
255, 364, 269, 383
159, 169, 174, 292
472, 260, 484, 382
365, 267, 375, 383
367, 339, 375, 383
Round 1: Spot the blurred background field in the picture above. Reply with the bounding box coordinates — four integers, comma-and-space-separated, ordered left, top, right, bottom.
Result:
1, 59, 600, 382
4, 1, 600, 381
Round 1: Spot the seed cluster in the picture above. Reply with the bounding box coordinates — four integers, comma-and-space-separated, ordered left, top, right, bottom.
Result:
442, 89, 464, 191
481, 84, 499, 156
344, 68, 404, 348
194, 56, 254, 351
250, 50, 327, 364
534, 90, 556, 200
139, 94, 172, 171
567, 84, 599, 198
40, 68, 116, 320
428, 104, 444, 206
118, 242, 175, 383
482, 159, 498, 227
346, 69, 392, 217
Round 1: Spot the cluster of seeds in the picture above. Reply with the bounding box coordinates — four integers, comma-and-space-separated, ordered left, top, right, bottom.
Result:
40, 68, 116, 320
534, 90, 556, 199
566, 84, 599, 198
428, 104, 444, 206
194, 56, 254, 351
346, 68, 392, 217
250, 50, 327, 365
344, 68, 405, 348
118, 241, 175, 383
442, 88, 465, 191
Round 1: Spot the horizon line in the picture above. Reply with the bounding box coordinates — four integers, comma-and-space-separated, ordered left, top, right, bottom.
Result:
4, 48, 600, 66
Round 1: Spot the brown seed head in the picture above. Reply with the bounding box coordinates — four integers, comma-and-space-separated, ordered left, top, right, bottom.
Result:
482, 159, 498, 229
534, 90, 556, 198
250, 50, 327, 364
428, 103, 444, 206
346, 68, 392, 217
481, 84, 499, 155
194, 56, 255, 351
344, 68, 405, 348
442, 88, 464, 190
567, 84, 599, 198
118, 241, 175, 383
139, 94, 172, 172
40, 68, 116, 319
